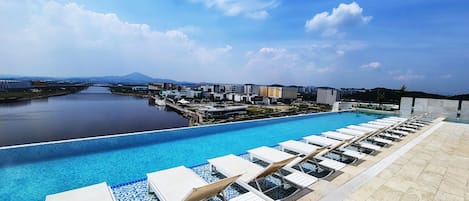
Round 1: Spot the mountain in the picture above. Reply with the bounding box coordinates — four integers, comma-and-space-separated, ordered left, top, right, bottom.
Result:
0, 72, 192, 85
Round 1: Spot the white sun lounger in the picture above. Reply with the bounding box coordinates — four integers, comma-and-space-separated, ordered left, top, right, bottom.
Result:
322, 131, 355, 141
358, 142, 382, 151
379, 132, 402, 140
279, 140, 322, 155
360, 123, 386, 129
347, 125, 377, 133
403, 124, 420, 129
45, 182, 116, 201
367, 136, 393, 145
388, 129, 409, 136
303, 135, 341, 147
147, 166, 245, 201
248, 146, 324, 181
397, 127, 417, 132
376, 119, 399, 124
337, 128, 367, 137
382, 117, 403, 122
249, 146, 347, 172
208, 154, 297, 201
370, 121, 394, 127
280, 140, 365, 160
387, 117, 408, 121
409, 122, 426, 127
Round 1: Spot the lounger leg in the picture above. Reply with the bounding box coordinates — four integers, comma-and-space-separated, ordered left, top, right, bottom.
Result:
218, 191, 227, 201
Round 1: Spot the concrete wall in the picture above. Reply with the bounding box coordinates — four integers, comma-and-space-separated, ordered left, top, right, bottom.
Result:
399, 97, 413, 117
400, 97, 467, 120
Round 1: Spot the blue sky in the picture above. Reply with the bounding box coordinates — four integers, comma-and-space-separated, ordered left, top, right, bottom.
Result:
0, 0, 468, 94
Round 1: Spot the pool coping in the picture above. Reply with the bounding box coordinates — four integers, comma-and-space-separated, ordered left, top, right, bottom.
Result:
0, 109, 356, 150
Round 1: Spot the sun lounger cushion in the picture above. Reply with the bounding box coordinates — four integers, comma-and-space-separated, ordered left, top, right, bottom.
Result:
322, 131, 355, 141
303, 135, 341, 147
147, 166, 207, 201
358, 142, 381, 151
347, 125, 377, 132
337, 128, 366, 137
208, 154, 264, 183
45, 182, 115, 201
317, 157, 346, 170
229, 192, 265, 201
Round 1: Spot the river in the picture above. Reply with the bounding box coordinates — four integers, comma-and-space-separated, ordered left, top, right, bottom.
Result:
0, 86, 189, 147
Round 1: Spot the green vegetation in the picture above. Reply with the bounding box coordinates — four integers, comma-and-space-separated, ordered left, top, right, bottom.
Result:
109, 86, 148, 97
247, 106, 274, 115
0, 86, 87, 102
341, 87, 468, 104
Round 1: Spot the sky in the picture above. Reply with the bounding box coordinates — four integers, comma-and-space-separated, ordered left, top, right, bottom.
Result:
0, 0, 468, 95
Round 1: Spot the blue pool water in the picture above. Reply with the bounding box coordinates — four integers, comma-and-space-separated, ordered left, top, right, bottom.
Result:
0, 112, 386, 201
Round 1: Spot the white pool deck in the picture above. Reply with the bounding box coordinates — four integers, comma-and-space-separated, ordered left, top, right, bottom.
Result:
294, 119, 469, 201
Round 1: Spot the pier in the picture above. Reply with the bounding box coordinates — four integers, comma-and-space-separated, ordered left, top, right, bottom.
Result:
164, 100, 203, 126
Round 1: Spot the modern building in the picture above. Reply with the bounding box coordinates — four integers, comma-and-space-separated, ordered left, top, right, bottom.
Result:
259, 85, 297, 100
243, 84, 260, 95
316, 87, 339, 105
0, 80, 32, 91
161, 89, 202, 99
199, 84, 221, 93
148, 82, 177, 91
223, 84, 243, 94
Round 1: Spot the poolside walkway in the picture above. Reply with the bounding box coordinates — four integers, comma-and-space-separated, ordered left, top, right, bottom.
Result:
296, 120, 469, 201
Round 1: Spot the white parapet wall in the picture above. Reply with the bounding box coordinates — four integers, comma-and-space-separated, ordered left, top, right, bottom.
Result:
400, 97, 467, 120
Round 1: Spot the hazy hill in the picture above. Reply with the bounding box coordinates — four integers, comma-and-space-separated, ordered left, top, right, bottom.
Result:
0, 72, 192, 85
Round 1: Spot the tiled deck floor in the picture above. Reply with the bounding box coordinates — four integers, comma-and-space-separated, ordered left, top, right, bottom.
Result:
297, 121, 469, 201
346, 122, 469, 201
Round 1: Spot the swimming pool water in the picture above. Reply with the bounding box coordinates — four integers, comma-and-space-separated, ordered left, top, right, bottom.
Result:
0, 112, 386, 201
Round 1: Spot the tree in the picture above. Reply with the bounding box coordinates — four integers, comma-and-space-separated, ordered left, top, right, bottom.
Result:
398, 85, 407, 108
376, 89, 385, 109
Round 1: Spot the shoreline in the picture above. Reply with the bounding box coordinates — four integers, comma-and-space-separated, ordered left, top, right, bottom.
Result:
0, 86, 88, 103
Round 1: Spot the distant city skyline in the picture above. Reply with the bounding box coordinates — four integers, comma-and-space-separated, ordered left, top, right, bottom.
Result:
1, 0, 468, 95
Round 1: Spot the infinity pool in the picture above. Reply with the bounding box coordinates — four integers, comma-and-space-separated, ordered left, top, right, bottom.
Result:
0, 111, 386, 201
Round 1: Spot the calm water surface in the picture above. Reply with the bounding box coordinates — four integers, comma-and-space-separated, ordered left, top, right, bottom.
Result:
0, 87, 188, 147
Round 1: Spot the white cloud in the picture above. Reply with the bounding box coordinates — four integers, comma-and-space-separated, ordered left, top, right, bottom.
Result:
242, 47, 339, 84
361, 61, 381, 69
0, 1, 232, 80
392, 70, 424, 81
190, 0, 278, 20
305, 2, 372, 36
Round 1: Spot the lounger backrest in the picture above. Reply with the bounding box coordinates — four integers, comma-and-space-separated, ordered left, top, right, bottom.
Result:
254, 157, 296, 180
296, 146, 327, 164
184, 174, 242, 201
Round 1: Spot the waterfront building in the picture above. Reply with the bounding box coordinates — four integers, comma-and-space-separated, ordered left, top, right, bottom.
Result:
197, 105, 248, 118
131, 86, 148, 91
316, 87, 340, 105
0, 80, 32, 91
161, 89, 202, 99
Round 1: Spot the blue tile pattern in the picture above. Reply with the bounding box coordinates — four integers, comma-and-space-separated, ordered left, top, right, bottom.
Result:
111, 153, 298, 200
